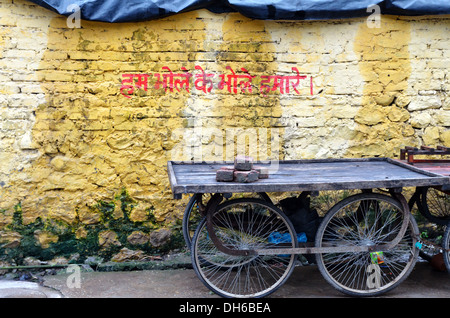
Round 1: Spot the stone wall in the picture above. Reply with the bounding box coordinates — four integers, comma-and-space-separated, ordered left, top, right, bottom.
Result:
0, 0, 449, 263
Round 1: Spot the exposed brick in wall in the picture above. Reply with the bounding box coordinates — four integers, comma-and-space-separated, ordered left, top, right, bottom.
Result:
0, 0, 449, 260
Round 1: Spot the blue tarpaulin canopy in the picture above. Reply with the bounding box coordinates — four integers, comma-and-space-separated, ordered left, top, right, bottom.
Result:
28, 0, 450, 22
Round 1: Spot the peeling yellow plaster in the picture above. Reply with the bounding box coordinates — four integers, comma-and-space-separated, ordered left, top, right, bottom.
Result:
349, 16, 415, 157
8, 12, 206, 225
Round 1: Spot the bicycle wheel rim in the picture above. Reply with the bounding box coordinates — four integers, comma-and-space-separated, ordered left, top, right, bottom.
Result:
315, 193, 419, 296
182, 194, 203, 250
443, 223, 450, 273
420, 187, 450, 226
191, 198, 297, 298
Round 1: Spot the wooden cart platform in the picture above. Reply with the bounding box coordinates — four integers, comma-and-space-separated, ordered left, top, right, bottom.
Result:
168, 157, 450, 199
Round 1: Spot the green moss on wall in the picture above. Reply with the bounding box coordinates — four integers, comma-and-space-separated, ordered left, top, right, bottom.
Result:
0, 189, 185, 265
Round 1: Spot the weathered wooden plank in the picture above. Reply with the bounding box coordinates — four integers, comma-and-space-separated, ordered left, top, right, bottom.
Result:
167, 158, 450, 198
167, 161, 183, 199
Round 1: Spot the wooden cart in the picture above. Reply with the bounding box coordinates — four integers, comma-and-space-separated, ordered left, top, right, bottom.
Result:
167, 158, 450, 298
400, 146, 450, 273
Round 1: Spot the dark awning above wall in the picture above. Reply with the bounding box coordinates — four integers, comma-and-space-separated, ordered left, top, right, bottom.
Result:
28, 0, 450, 23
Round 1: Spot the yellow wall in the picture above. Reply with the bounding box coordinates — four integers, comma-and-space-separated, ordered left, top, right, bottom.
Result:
0, 0, 449, 261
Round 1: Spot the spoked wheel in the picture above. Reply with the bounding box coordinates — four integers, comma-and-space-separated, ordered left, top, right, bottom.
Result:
417, 186, 450, 226
443, 223, 450, 273
191, 198, 297, 298
315, 193, 419, 297
409, 188, 445, 263
182, 193, 206, 250
182, 192, 272, 250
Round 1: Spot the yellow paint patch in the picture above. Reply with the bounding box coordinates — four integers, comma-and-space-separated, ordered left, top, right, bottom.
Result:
349, 16, 415, 157
7, 11, 208, 224
216, 13, 284, 160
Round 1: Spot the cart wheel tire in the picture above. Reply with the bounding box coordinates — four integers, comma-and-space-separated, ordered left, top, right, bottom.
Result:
191, 198, 297, 298
443, 223, 450, 273
182, 193, 202, 250
182, 193, 272, 250
418, 187, 450, 226
315, 193, 419, 297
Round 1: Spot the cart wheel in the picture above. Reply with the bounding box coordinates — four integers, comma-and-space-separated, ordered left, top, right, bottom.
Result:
182, 193, 204, 250
417, 187, 450, 226
182, 193, 272, 250
443, 223, 450, 273
315, 193, 419, 297
191, 198, 297, 298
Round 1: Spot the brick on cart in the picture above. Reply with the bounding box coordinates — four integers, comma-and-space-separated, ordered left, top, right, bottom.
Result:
234, 169, 259, 183
234, 155, 253, 171
216, 166, 234, 182
254, 166, 269, 179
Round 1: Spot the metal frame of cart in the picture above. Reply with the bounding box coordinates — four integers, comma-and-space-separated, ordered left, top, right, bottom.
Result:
168, 158, 450, 298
